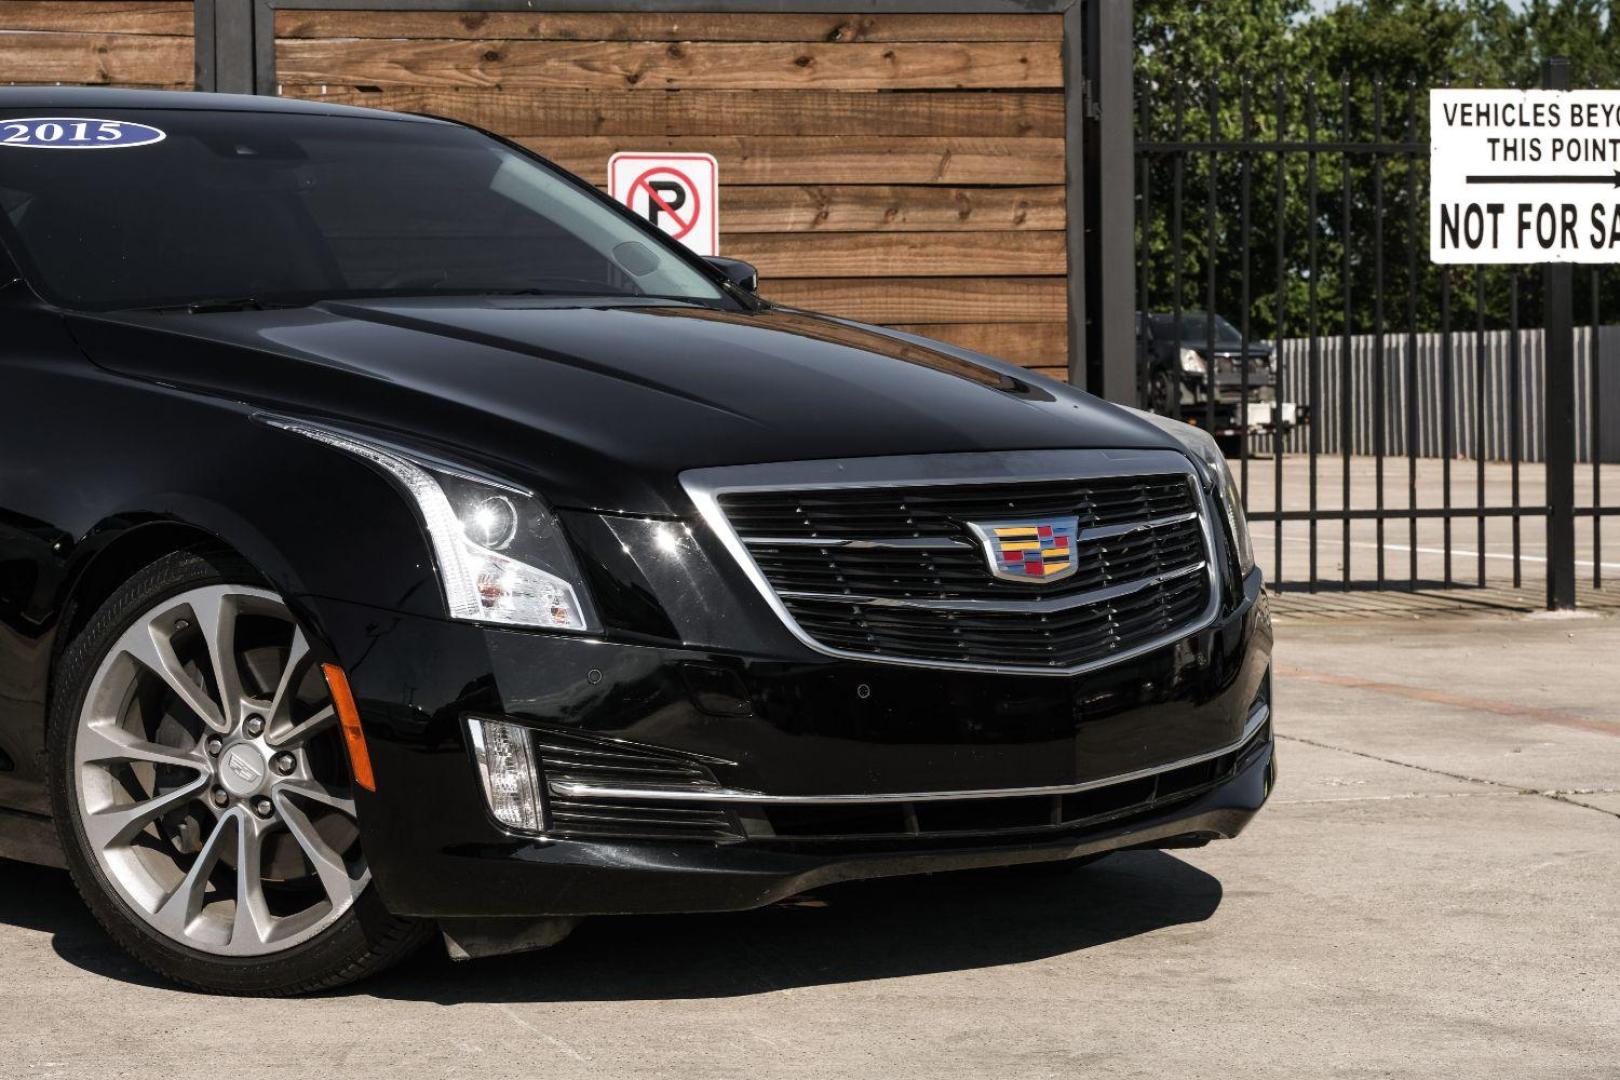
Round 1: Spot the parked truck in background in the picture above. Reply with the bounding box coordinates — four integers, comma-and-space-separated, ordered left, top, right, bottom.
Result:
1136, 311, 1305, 442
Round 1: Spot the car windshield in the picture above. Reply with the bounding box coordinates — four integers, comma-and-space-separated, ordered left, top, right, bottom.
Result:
1152, 313, 1244, 344
0, 107, 730, 312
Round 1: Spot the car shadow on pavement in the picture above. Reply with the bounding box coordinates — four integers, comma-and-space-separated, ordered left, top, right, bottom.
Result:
0, 857, 173, 989
363, 850, 1223, 1004
1, 850, 1221, 999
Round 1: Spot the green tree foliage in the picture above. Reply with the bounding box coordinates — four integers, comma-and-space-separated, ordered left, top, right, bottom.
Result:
1136, 0, 1619, 339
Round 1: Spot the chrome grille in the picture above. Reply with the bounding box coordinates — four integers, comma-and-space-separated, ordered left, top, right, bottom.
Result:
693, 454, 1218, 673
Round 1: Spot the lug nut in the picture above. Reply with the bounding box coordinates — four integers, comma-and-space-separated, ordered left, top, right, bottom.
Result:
204, 736, 223, 757
272, 752, 296, 776
211, 787, 229, 808
243, 714, 265, 738
252, 797, 274, 819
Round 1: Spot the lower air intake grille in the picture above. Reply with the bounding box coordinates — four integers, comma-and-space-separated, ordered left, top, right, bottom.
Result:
532, 730, 743, 843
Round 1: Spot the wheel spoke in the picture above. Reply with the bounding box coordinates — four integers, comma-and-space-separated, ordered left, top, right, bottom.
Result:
186, 588, 244, 731
278, 778, 357, 819
231, 816, 273, 947
83, 774, 210, 849
79, 722, 206, 774
269, 704, 335, 750
276, 792, 362, 909
267, 627, 311, 728
151, 809, 236, 936
117, 619, 227, 732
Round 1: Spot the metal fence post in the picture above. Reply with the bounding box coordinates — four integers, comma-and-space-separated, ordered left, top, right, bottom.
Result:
197, 0, 257, 95
1543, 57, 1578, 610
1080, 0, 1136, 402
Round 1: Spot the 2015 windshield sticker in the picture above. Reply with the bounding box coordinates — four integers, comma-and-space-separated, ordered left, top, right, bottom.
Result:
0, 118, 166, 150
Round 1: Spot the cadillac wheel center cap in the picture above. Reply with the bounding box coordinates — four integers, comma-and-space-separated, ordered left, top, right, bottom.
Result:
219, 743, 267, 798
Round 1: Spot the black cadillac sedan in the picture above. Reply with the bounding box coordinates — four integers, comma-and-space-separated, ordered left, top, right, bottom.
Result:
0, 89, 1274, 996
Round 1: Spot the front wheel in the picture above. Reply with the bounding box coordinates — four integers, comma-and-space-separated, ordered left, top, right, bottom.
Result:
49, 551, 428, 995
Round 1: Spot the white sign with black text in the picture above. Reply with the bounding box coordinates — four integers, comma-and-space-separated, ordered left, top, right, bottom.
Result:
608, 152, 719, 258
1432, 88, 1620, 263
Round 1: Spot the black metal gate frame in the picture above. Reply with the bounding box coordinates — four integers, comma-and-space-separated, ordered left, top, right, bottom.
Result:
189, 0, 1139, 402
1136, 67, 1613, 605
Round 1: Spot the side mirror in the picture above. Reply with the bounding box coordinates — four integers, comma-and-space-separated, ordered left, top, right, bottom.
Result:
704, 256, 758, 293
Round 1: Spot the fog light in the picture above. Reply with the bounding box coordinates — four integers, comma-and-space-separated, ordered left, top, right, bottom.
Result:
466, 718, 544, 833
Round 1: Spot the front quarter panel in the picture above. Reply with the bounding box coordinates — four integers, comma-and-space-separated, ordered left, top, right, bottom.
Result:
0, 303, 446, 816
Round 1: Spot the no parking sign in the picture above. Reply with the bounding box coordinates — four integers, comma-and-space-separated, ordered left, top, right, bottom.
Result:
609, 152, 719, 257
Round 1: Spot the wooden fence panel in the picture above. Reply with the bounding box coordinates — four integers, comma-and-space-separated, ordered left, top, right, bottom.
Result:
275, 8, 1071, 377
0, 1, 193, 87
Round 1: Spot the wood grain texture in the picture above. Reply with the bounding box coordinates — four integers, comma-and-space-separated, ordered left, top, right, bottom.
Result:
0, 31, 191, 85
0, 1, 191, 35
276, 39, 1062, 92
891, 321, 1068, 365
278, 86, 1064, 138
525, 136, 1064, 186
721, 184, 1064, 232
724, 231, 1064, 277
274, 11, 1062, 43
763, 276, 1066, 323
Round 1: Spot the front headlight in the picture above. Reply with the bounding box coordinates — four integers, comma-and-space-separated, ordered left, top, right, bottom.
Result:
268, 419, 596, 631
1178, 347, 1207, 376
1124, 407, 1255, 575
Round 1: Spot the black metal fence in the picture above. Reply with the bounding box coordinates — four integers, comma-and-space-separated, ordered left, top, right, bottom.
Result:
1135, 63, 1613, 605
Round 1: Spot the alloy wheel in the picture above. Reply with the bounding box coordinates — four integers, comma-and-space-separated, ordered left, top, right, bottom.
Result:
71, 585, 368, 956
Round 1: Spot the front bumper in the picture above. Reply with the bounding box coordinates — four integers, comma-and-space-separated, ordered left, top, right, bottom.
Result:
297, 570, 1273, 919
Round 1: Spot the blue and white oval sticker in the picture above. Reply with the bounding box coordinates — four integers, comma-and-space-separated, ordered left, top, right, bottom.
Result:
0, 117, 166, 150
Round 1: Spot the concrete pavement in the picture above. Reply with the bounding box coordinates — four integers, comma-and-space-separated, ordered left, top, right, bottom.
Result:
1, 613, 1617, 1079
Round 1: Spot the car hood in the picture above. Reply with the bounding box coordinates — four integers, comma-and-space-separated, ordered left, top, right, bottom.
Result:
69, 296, 1176, 514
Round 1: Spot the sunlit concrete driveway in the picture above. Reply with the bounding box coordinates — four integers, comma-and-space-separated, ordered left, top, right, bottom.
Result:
2, 611, 1617, 1079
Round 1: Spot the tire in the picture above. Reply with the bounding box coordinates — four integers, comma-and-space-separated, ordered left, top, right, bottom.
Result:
48, 550, 430, 996
1146, 365, 1178, 417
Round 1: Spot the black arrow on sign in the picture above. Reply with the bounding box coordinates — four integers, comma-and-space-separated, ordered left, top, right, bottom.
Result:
1466, 170, 1620, 187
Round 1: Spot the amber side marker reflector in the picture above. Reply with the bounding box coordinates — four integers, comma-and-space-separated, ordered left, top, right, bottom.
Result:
321, 662, 376, 793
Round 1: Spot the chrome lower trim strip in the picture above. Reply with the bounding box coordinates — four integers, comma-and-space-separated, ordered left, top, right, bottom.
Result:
547, 704, 1270, 806
679, 449, 1223, 677
777, 560, 1207, 613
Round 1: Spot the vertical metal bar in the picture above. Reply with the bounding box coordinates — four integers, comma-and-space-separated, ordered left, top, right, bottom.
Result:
1594, 268, 1604, 589
1544, 58, 1577, 610
1273, 77, 1287, 585
1239, 82, 1252, 508
1476, 265, 1487, 585
1340, 75, 1353, 587
1404, 80, 1420, 588
1205, 85, 1219, 436
1511, 271, 1522, 588
1138, 80, 1152, 408
1083, 0, 1136, 403
1372, 78, 1387, 587
1307, 79, 1321, 591
193, 0, 217, 92
1441, 267, 1454, 585
1170, 84, 1186, 424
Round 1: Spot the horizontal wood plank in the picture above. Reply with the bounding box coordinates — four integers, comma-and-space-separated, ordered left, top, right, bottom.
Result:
525, 136, 1064, 185
891, 321, 1069, 366
1024, 365, 1070, 383
276, 39, 1062, 92
763, 276, 1066, 323
722, 185, 1064, 232
274, 11, 1063, 43
0, 31, 190, 84
0, 2, 191, 35
724, 231, 1064, 277
278, 86, 1064, 138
